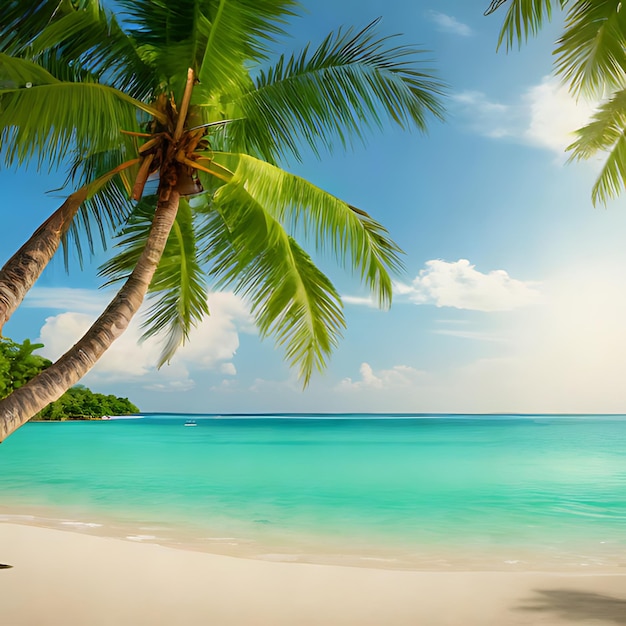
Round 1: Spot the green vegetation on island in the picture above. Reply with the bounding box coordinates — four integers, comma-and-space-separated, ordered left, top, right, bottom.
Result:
0, 338, 139, 420
36, 385, 139, 421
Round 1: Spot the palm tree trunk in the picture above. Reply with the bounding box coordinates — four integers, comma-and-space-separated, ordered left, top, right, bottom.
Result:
0, 191, 181, 442
0, 189, 87, 335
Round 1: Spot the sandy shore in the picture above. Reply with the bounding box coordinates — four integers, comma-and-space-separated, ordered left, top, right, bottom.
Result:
1, 523, 625, 625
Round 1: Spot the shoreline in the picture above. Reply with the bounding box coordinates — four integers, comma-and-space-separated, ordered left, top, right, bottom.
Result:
1, 503, 624, 574
2, 522, 626, 626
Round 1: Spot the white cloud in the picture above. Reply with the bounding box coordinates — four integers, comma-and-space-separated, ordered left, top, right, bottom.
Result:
143, 380, 196, 393
219, 362, 237, 376
432, 329, 504, 342
452, 91, 508, 114
35, 290, 254, 390
427, 11, 472, 36
451, 91, 514, 139
210, 379, 238, 392
341, 294, 378, 307
249, 377, 299, 394
339, 362, 425, 391
37, 310, 196, 391
24, 287, 115, 314
453, 76, 598, 159
333, 263, 626, 413
451, 91, 489, 107
395, 259, 540, 312
523, 77, 597, 156
427, 269, 626, 413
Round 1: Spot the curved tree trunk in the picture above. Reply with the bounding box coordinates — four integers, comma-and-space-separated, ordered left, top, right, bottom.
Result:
0, 191, 181, 442
0, 189, 87, 335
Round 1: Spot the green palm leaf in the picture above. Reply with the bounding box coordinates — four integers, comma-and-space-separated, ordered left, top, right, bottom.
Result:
0, 0, 82, 55
117, 0, 296, 100
207, 152, 403, 307
194, 0, 297, 100
556, 0, 626, 97
60, 119, 143, 265
568, 88, 626, 204
115, 0, 210, 95
100, 197, 210, 366
228, 19, 445, 162
1, 0, 156, 100
0, 55, 159, 169
490, 1, 626, 96
490, 0, 566, 50
199, 188, 345, 385
36, 5, 156, 100
62, 186, 131, 270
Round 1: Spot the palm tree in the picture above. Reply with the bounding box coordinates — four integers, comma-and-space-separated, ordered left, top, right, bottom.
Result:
0, 0, 444, 441
485, 0, 626, 205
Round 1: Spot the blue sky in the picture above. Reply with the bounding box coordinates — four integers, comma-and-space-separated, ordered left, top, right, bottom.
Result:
2, 0, 625, 414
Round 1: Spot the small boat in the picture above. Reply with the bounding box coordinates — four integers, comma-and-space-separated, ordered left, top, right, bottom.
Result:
184, 420, 197, 427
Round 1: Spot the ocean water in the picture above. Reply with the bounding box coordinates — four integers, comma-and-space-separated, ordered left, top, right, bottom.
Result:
1, 414, 625, 570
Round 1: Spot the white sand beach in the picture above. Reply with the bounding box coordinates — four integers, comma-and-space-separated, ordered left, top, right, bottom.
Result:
1, 523, 625, 625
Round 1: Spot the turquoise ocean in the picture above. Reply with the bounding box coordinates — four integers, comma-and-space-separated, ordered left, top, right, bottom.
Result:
1, 414, 625, 570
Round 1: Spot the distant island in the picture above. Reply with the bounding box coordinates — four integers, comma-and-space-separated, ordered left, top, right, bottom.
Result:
1, 338, 139, 420
35, 384, 139, 421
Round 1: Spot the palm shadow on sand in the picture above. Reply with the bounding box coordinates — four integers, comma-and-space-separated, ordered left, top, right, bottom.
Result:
516, 589, 626, 624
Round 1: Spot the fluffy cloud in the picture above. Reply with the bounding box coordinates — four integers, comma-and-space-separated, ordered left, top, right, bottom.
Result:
453, 76, 597, 159
219, 362, 237, 376
339, 362, 425, 391
35, 289, 254, 391
423, 269, 626, 413
395, 259, 540, 312
427, 11, 472, 36
523, 77, 597, 156
334, 263, 626, 413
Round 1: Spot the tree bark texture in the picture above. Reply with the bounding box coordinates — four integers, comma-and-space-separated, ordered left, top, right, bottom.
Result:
0, 189, 87, 335
0, 191, 181, 442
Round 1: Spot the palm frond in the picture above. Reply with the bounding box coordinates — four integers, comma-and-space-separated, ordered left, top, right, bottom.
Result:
62, 151, 138, 268
194, 0, 297, 100
200, 188, 345, 385
51, 149, 139, 268
41, 5, 156, 99
0, 52, 59, 86
485, 0, 511, 15
62, 186, 129, 269
227, 19, 445, 162
491, 0, 566, 50
99, 197, 209, 366
116, 0, 295, 100
1, 0, 156, 100
0, 0, 76, 55
208, 152, 403, 307
556, 0, 626, 97
567, 88, 626, 204
0, 54, 158, 169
